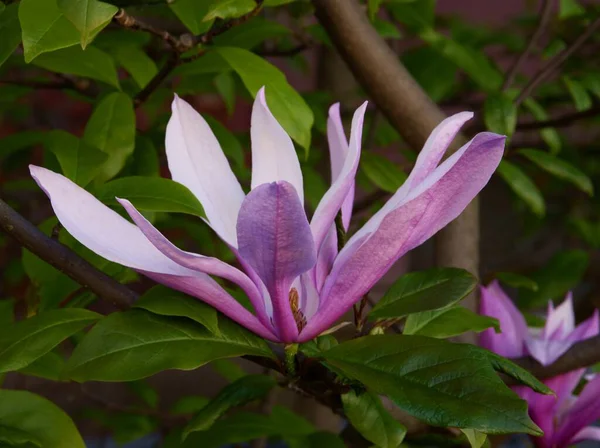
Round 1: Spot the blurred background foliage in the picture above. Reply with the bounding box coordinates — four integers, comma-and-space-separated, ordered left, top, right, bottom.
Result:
1, 0, 600, 446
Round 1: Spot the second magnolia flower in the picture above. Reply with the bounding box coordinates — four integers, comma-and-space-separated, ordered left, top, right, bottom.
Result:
30, 87, 505, 343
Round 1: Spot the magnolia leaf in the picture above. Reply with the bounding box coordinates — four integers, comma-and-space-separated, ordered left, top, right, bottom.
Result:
57, 0, 118, 48
65, 310, 273, 381
183, 374, 276, 439
522, 99, 562, 154
461, 429, 488, 448
484, 92, 517, 137
369, 268, 477, 320
497, 160, 545, 216
403, 306, 500, 338
113, 45, 158, 89
204, 0, 256, 21
563, 76, 592, 111
0, 4, 22, 68
360, 153, 407, 193
169, 0, 213, 35
496, 272, 539, 291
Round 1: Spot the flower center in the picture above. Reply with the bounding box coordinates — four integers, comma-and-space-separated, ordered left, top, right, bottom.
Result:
289, 287, 307, 333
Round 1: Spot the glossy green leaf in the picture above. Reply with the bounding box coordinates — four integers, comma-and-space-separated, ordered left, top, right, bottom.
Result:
19, 350, 65, 381
403, 46, 456, 102
171, 396, 210, 415
496, 272, 539, 291
318, 335, 542, 435
461, 429, 487, 448
83, 92, 136, 182
481, 350, 552, 396
342, 390, 406, 448
205, 0, 256, 21
130, 136, 160, 177
213, 17, 289, 50
520, 250, 589, 309
0, 4, 22, 68
181, 407, 313, 448
360, 153, 407, 193
563, 76, 592, 111
57, 0, 117, 48
0, 308, 100, 374
169, 0, 213, 35
32, 45, 119, 88
214, 46, 314, 151
497, 160, 545, 216
522, 99, 561, 154
113, 45, 158, 89
18, 0, 80, 63
134, 285, 219, 335
46, 130, 108, 187
403, 306, 499, 338
483, 92, 516, 137
183, 374, 276, 439
519, 148, 593, 195
369, 268, 477, 320
211, 359, 247, 382
388, 0, 435, 32
214, 71, 236, 115
0, 425, 41, 447
559, 0, 585, 19
65, 310, 273, 381
373, 17, 402, 39
95, 176, 206, 218
0, 390, 85, 448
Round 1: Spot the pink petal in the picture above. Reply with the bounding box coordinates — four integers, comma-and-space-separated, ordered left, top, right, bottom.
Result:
554, 376, 600, 446
117, 198, 272, 331
311, 102, 367, 255
237, 181, 316, 342
479, 280, 529, 358
513, 385, 556, 447
327, 103, 353, 230
250, 87, 303, 203
301, 132, 505, 340
544, 294, 575, 340
572, 426, 600, 443
166, 96, 245, 246
314, 226, 338, 292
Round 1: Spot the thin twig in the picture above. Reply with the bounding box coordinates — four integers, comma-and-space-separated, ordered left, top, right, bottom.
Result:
502, 0, 555, 91
134, 52, 180, 107
257, 44, 308, 57
517, 104, 600, 129
515, 15, 600, 107
198, 0, 265, 45
113, 9, 188, 52
0, 78, 95, 98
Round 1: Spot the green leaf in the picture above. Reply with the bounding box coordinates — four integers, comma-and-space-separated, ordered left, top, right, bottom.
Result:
214, 71, 236, 115
113, 45, 158, 89
483, 92, 516, 137
420, 30, 503, 91
169, 0, 213, 35
480, 350, 552, 396
497, 160, 545, 216
127, 380, 159, 408
388, 0, 435, 32
318, 335, 542, 435
130, 136, 160, 177
0, 131, 45, 161
213, 17, 289, 50
32, 45, 119, 88
0, 425, 41, 447
373, 17, 402, 39
83, 92, 136, 182
0, 308, 100, 374
171, 396, 210, 415
403, 306, 499, 338
57, 0, 117, 48
461, 429, 487, 448
342, 390, 406, 448
519, 148, 593, 195
203, 115, 245, 168
205, 0, 256, 21
0, 4, 22, 68
18, 0, 80, 63
496, 272, 538, 291
360, 153, 407, 193
403, 47, 457, 102
135, 285, 219, 335
46, 130, 108, 187
369, 268, 477, 320
522, 98, 561, 154
183, 374, 276, 439
211, 359, 247, 382
0, 390, 85, 448
563, 76, 592, 111
65, 310, 273, 381
95, 176, 206, 218
214, 46, 314, 151
520, 250, 589, 309
19, 350, 65, 381
559, 0, 585, 19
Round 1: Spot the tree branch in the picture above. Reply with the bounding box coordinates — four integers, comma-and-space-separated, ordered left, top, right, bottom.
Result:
515, 15, 600, 107
0, 198, 136, 309
502, 0, 555, 91
517, 104, 600, 129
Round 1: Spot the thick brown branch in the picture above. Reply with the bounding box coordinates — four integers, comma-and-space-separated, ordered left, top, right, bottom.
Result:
515, 15, 600, 107
502, 0, 555, 91
0, 198, 136, 309
517, 104, 600, 129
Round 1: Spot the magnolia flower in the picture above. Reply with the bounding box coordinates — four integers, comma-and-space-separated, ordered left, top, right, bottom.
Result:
480, 281, 600, 447
30, 87, 504, 343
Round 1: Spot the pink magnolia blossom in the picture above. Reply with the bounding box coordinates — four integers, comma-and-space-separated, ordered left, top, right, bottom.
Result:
30, 87, 504, 343
480, 281, 600, 447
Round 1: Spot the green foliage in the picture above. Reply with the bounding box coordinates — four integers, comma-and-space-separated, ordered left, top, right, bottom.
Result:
64, 310, 273, 381
497, 160, 545, 216
496, 272, 539, 291
342, 390, 407, 448
0, 4, 21, 68
562, 76, 592, 111
205, 0, 256, 21
484, 92, 517, 137
317, 335, 544, 435
360, 153, 407, 193
183, 374, 276, 438
369, 268, 477, 319
0, 390, 85, 448
403, 306, 500, 338
56, 0, 117, 49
